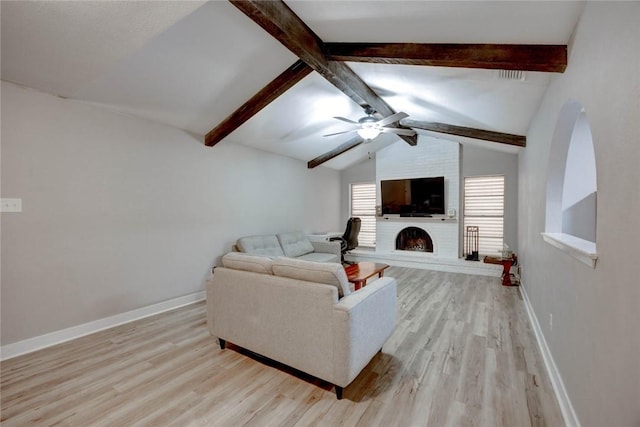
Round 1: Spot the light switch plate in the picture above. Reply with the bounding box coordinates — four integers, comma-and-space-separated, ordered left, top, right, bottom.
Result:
1, 198, 22, 212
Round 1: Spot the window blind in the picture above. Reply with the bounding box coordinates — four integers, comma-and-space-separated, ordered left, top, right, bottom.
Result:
350, 183, 376, 247
464, 175, 505, 256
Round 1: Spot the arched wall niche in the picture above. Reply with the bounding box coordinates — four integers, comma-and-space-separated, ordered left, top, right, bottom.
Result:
543, 100, 598, 267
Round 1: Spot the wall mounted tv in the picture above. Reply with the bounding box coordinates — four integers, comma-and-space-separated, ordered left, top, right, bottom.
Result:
381, 176, 445, 215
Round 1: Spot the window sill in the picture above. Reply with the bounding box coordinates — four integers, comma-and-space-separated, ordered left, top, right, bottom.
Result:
541, 232, 598, 268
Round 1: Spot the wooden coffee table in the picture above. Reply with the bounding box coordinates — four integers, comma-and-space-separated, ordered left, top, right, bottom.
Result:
345, 262, 390, 290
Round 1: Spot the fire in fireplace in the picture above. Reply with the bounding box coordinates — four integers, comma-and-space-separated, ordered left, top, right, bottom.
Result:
395, 227, 433, 252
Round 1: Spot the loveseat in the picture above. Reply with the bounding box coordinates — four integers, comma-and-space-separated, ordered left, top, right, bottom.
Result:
235, 231, 341, 263
206, 252, 397, 399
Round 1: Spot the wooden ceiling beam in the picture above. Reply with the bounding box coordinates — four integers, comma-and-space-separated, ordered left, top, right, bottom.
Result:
213, 1, 534, 164
325, 43, 567, 73
229, 0, 416, 146
401, 119, 526, 147
205, 60, 312, 147
307, 136, 364, 169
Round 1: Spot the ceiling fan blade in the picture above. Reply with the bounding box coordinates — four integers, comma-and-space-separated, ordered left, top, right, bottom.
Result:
376, 112, 409, 127
333, 116, 359, 124
381, 127, 417, 136
323, 129, 355, 137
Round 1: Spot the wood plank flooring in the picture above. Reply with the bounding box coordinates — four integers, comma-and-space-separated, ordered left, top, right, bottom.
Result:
0, 267, 564, 426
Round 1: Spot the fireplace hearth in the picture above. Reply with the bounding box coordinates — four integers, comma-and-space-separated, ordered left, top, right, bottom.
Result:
396, 227, 433, 252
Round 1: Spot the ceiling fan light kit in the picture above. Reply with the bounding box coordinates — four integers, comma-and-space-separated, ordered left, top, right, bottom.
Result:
327, 109, 413, 142
357, 125, 381, 140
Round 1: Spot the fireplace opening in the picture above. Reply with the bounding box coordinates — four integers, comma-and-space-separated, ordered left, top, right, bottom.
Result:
395, 227, 433, 252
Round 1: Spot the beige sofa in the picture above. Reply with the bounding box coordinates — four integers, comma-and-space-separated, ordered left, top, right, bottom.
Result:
206, 253, 397, 399
235, 231, 341, 263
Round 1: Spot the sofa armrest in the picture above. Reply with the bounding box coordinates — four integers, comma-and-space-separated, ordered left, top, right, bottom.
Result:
331, 277, 397, 387
311, 240, 341, 256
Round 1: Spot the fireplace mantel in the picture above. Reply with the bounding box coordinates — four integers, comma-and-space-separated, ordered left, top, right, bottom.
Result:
377, 216, 457, 223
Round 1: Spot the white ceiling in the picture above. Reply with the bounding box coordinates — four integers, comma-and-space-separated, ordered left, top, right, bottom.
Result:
1, 1, 585, 170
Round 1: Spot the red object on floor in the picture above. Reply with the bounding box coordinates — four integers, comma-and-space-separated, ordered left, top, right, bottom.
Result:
501, 259, 514, 286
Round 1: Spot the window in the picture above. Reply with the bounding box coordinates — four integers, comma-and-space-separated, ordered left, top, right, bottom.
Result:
350, 183, 376, 247
464, 175, 505, 256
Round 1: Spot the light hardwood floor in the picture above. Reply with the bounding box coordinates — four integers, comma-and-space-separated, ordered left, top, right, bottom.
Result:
1, 267, 563, 426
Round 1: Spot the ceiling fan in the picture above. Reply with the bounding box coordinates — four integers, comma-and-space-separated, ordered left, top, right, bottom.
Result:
323, 107, 416, 141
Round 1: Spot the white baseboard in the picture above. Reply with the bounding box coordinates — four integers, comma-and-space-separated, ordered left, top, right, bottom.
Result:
520, 282, 581, 427
346, 250, 502, 277
0, 291, 206, 361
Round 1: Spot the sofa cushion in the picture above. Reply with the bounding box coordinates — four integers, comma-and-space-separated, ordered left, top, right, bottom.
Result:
236, 235, 284, 257
297, 252, 340, 264
222, 252, 274, 275
272, 257, 351, 298
277, 232, 315, 258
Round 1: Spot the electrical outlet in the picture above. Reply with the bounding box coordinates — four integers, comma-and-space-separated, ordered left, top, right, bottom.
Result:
1, 198, 22, 213
549, 313, 553, 331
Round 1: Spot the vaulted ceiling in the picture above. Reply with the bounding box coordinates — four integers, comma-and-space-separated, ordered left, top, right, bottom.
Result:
1, 1, 585, 170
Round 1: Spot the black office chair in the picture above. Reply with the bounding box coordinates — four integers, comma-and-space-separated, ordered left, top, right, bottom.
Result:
331, 217, 361, 263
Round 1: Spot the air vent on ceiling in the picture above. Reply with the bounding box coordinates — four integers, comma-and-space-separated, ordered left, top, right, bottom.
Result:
497, 69, 526, 81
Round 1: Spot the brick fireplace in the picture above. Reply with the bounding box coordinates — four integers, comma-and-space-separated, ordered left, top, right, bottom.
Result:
375, 136, 460, 260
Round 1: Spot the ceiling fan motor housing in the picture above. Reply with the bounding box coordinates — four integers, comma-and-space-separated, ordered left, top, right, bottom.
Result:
358, 116, 378, 126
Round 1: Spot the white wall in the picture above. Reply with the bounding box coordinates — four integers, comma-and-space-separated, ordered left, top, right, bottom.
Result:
462, 144, 518, 251
519, 3, 640, 427
0, 82, 341, 346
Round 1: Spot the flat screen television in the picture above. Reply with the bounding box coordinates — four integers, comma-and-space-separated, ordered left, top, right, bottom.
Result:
381, 176, 445, 215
